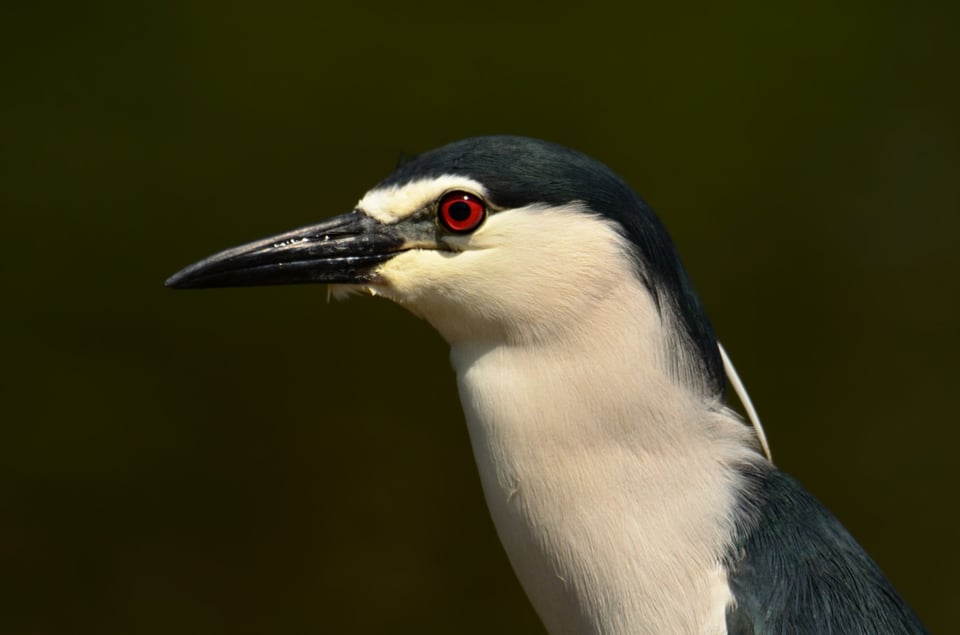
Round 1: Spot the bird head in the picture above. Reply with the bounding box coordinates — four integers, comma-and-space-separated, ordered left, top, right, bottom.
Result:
167, 136, 724, 396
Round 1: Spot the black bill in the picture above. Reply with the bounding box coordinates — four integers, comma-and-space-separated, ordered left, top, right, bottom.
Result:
166, 211, 404, 289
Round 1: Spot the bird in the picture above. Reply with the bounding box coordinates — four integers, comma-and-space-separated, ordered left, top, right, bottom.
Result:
167, 136, 927, 634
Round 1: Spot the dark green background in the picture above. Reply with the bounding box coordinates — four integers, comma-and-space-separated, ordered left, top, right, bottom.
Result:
3, 2, 957, 633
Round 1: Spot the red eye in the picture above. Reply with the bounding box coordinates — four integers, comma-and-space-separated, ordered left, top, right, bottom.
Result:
438, 191, 486, 233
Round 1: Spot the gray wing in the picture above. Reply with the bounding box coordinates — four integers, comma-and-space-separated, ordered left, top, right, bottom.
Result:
724, 465, 928, 634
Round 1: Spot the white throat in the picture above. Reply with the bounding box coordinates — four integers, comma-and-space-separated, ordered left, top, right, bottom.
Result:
448, 278, 756, 634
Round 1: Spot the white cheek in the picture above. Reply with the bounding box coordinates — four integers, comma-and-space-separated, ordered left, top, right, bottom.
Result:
373, 250, 488, 308
371, 206, 644, 344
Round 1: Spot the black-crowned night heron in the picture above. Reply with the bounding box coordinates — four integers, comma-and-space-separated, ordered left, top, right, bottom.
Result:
167, 136, 926, 634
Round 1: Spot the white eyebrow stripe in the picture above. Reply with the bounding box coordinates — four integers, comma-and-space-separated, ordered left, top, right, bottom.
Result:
357, 175, 488, 224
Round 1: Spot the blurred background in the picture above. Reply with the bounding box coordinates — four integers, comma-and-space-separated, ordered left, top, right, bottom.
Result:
2, 2, 957, 633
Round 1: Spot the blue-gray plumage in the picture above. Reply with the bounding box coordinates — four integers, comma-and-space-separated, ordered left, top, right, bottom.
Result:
168, 136, 928, 634
725, 465, 925, 633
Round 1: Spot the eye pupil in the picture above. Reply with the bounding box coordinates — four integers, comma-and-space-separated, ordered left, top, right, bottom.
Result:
448, 201, 472, 222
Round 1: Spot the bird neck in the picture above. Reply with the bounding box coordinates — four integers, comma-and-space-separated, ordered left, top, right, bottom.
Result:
448, 282, 757, 634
